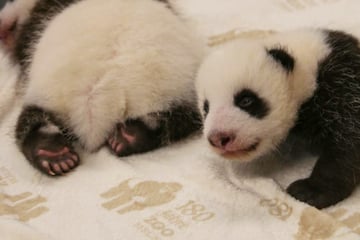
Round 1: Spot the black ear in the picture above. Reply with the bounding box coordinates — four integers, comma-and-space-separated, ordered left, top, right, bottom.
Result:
267, 47, 294, 73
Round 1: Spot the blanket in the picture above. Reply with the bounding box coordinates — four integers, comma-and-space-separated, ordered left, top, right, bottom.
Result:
1, 0, 360, 239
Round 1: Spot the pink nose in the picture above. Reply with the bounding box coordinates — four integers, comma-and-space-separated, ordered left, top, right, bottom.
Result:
208, 131, 235, 149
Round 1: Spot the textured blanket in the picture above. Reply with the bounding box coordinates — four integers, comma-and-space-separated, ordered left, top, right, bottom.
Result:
1, 0, 360, 239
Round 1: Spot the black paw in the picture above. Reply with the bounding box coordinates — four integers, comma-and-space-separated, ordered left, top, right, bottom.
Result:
34, 146, 79, 176
24, 133, 80, 176
287, 178, 347, 209
106, 119, 161, 157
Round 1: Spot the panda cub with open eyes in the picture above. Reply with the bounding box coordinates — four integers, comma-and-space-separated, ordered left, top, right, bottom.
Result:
196, 28, 360, 209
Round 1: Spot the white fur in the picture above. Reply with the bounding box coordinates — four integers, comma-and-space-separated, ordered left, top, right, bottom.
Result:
0, 0, 38, 29
24, 0, 204, 151
38, 124, 61, 134
196, 29, 330, 162
0, 50, 18, 122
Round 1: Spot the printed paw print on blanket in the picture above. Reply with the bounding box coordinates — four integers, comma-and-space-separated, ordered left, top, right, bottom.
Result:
295, 207, 339, 240
280, 0, 341, 11
295, 207, 360, 239
101, 179, 182, 214
328, 208, 360, 235
0, 192, 49, 222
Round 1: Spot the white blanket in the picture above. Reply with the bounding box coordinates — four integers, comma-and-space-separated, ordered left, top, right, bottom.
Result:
2, 0, 360, 239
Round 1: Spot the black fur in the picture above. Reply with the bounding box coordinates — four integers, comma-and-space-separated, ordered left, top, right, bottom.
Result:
287, 30, 360, 208
203, 100, 209, 118
267, 47, 295, 73
17, 104, 202, 175
155, 104, 202, 144
234, 89, 269, 119
107, 104, 202, 156
12, 0, 201, 176
15, 105, 75, 145
155, 0, 175, 11
14, 0, 175, 77
156, 0, 169, 4
15, 106, 79, 174
14, 0, 79, 74
0, 0, 10, 9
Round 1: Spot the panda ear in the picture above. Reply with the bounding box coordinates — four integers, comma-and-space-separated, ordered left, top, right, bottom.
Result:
267, 47, 295, 73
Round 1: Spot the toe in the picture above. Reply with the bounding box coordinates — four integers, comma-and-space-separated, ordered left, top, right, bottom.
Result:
70, 153, 79, 164
66, 159, 75, 168
59, 161, 70, 172
41, 160, 56, 176
50, 163, 63, 175
115, 143, 124, 154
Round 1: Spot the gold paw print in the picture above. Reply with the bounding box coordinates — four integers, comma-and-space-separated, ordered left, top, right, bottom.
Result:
0, 192, 49, 222
101, 179, 182, 214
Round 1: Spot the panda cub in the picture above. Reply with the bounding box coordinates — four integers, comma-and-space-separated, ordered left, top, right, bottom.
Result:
2, 0, 203, 176
196, 28, 360, 209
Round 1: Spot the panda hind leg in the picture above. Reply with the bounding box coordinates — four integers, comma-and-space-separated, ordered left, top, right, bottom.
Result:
16, 106, 80, 176
106, 104, 202, 157
107, 120, 161, 157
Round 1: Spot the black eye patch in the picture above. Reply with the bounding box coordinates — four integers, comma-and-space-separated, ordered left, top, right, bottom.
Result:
234, 89, 269, 119
203, 100, 209, 118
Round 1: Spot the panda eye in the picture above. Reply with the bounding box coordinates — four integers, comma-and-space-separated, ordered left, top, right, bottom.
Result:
203, 100, 209, 117
237, 96, 254, 108
234, 89, 269, 119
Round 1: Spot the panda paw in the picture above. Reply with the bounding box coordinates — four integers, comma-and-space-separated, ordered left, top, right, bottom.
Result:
33, 146, 79, 176
34, 146, 79, 176
287, 178, 345, 209
106, 120, 161, 157
107, 122, 135, 156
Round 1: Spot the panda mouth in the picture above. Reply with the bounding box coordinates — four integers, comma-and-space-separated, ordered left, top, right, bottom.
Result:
243, 141, 260, 152
219, 141, 260, 157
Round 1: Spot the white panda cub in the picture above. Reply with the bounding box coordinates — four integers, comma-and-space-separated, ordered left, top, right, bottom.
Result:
196, 28, 360, 209
10, 0, 203, 176
0, 0, 39, 51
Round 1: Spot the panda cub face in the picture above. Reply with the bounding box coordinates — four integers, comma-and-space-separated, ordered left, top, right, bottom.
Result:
196, 39, 303, 161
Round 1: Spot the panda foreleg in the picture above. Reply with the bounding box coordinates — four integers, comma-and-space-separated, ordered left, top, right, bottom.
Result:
15, 106, 80, 176
287, 149, 360, 209
106, 105, 202, 157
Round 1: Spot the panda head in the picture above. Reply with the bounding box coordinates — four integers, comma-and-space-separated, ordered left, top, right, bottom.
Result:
196, 38, 317, 161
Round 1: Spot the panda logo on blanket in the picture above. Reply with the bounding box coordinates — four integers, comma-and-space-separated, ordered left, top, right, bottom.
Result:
196, 28, 360, 209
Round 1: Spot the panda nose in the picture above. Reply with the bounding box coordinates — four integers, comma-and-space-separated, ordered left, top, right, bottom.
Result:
208, 131, 235, 149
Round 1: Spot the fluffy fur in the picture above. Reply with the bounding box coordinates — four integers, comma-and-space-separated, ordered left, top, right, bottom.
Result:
196, 28, 360, 208
0, 0, 39, 50
24, 0, 202, 150
10, 0, 204, 176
